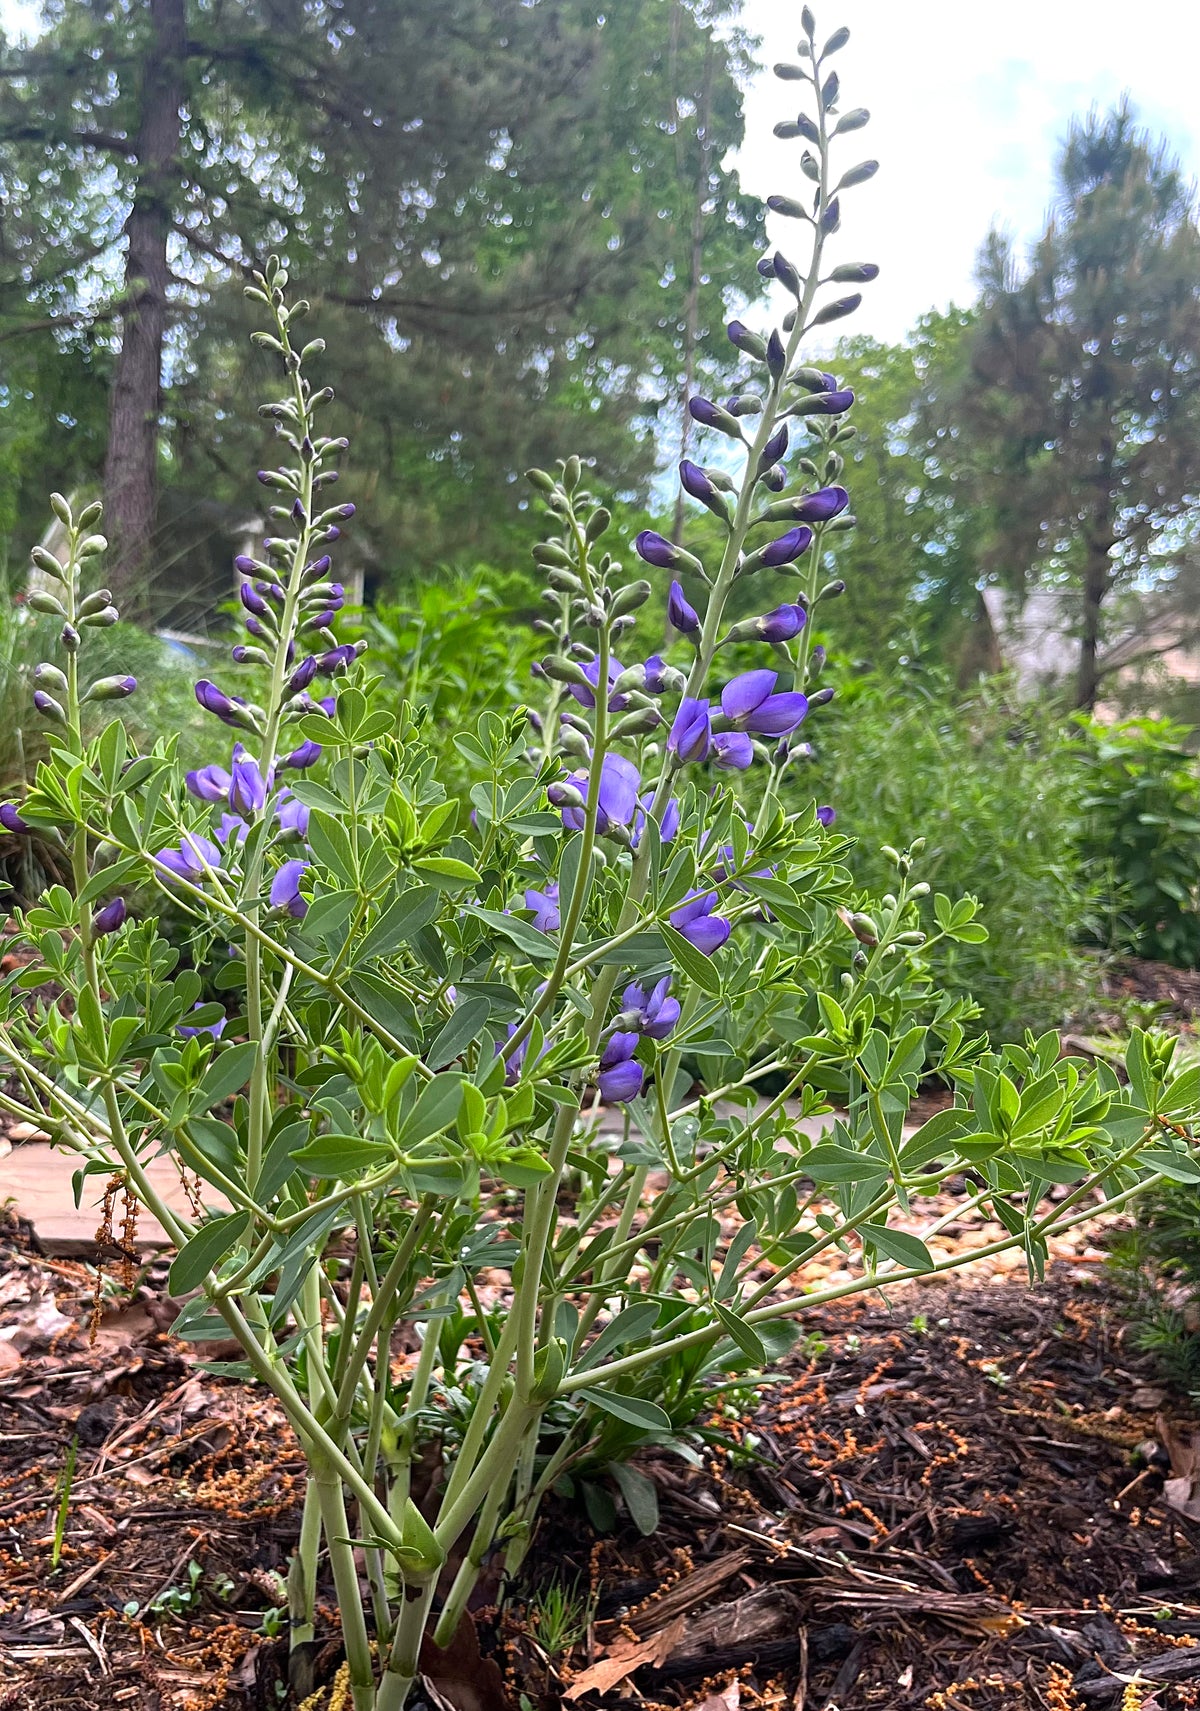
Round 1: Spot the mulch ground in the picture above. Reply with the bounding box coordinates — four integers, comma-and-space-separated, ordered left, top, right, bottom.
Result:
5, 1210, 1200, 1711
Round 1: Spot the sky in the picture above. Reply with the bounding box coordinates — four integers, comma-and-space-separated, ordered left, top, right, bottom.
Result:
735, 0, 1200, 341
3, 0, 1200, 345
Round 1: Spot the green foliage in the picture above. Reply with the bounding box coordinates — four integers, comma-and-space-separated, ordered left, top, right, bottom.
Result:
803, 672, 1098, 1038
1074, 715, 1200, 970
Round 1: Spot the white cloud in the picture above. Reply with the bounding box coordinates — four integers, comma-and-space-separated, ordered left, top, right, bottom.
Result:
734, 0, 1200, 341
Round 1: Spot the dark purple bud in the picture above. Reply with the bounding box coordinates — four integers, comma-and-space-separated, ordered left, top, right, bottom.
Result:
679, 459, 718, 504
727, 320, 767, 360
291, 498, 307, 523
766, 330, 787, 379
92, 896, 127, 936
808, 686, 835, 707
688, 395, 725, 428
760, 527, 814, 568
195, 679, 235, 719
635, 530, 681, 570
0, 803, 31, 834
304, 611, 336, 632
756, 256, 775, 278
240, 582, 268, 617
316, 644, 359, 675
33, 689, 67, 725
817, 805, 836, 827
808, 644, 827, 678
758, 424, 789, 471
244, 617, 267, 639
234, 555, 259, 575
304, 555, 333, 581
642, 653, 670, 694
762, 465, 787, 492
797, 486, 850, 523
821, 197, 841, 235
333, 504, 356, 520
270, 857, 310, 919
289, 656, 318, 692
757, 602, 807, 642
668, 579, 701, 637
772, 251, 801, 295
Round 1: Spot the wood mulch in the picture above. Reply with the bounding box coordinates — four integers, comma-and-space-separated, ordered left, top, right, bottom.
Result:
4, 1205, 1200, 1711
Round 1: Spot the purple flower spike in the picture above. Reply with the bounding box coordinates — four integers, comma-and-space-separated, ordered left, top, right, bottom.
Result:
760, 527, 813, 568
623, 976, 681, 1041
667, 697, 712, 765
0, 803, 31, 834
722, 671, 809, 736
525, 883, 560, 933
598, 1032, 643, 1104
817, 805, 836, 828
679, 459, 718, 504
281, 739, 322, 770
92, 896, 127, 936
270, 858, 310, 919
229, 746, 268, 816
668, 580, 701, 637
186, 764, 232, 804
757, 602, 807, 642
712, 731, 754, 770
179, 1002, 227, 1041
670, 890, 731, 956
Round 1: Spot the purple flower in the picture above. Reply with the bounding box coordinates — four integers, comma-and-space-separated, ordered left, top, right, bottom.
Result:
622, 977, 681, 1041
525, 882, 560, 933
156, 832, 223, 883
817, 805, 836, 827
633, 794, 680, 848
790, 486, 850, 523
555, 753, 641, 835
239, 582, 269, 617
276, 792, 310, 839
598, 1032, 643, 1104
642, 654, 670, 694
712, 731, 754, 770
217, 812, 249, 847
270, 858, 309, 918
289, 656, 318, 692
670, 890, 731, 956
569, 657, 627, 713
91, 896, 127, 936
667, 697, 712, 765
635, 530, 682, 570
316, 644, 359, 675
186, 763, 232, 804
756, 603, 807, 642
721, 670, 808, 737
229, 746, 269, 816
668, 580, 701, 637
679, 460, 719, 504
766, 330, 786, 378
179, 1003, 226, 1041
760, 527, 813, 568
499, 1024, 529, 1086
803, 389, 855, 415
195, 679, 237, 720
281, 739, 322, 770
0, 803, 31, 834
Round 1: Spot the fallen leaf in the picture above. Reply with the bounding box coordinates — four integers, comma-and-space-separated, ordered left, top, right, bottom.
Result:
418, 1611, 512, 1711
564, 1615, 687, 1699
0, 1340, 21, 1373
0, 1291, 74, 1352
696, 1680, 740, 1711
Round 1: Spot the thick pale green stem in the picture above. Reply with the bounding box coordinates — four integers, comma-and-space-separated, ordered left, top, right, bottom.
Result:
313, 1463, 376, 1711
288, 1480, 322, 1648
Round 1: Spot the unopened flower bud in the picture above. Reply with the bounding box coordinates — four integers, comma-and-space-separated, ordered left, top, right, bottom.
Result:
727, 320, 767, 360
688, 396, 743, 437
78, 589, 113, 617
33, 689, 67, 725
92, 896, 127, 936
817, 579, 846, 601
31, 545, 66, 581
526, 467, 557, 495
28, 591, 66, 616
808, 686, 835, 707
766, 330, 787, 378
77, 534, 107, 558
60, 623, 80, 652
232, 645, 270, 666
546, 779, 586, 811
609, 707, 662, 739
84, 674, 137, 702
34, 663, 68, 695
0, 803, 31, 834
807, 644, 827, 679
609, 579, 651, 618
80, 605, 119, 628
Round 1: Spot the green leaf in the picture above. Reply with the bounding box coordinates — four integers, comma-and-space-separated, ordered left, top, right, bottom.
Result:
866, 1224, 933, 1271
610, 1463, 660, 1536
425, 996, 490, 1070
800, 1143, 889, 1183
577, 1388, 671, 1432
308, 810, 359, 888
357, 886, 442, 962
494, 1145, 553, 1188
713, 1300, 767, 1365
575, 1302, 660, 1372
168, 1211, 250, 1295
660, 922, 723, 996
472, 907, 558, 961
197, 1040, 259, 1111
411, 856, 479, 888
293, 1134, 392, 1177
1142, 1147, 1200, 1183
399, 1073, 464, 1146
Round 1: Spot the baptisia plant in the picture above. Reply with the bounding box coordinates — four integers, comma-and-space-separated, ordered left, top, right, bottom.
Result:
1, 15, 1197, 1710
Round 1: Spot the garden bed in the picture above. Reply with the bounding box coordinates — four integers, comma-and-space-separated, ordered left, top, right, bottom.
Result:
5, 1210, 1200, 1710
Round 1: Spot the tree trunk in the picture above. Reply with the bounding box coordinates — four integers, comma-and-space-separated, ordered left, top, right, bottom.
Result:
1074, 539, 1110, 712
103, 0, 186, 619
